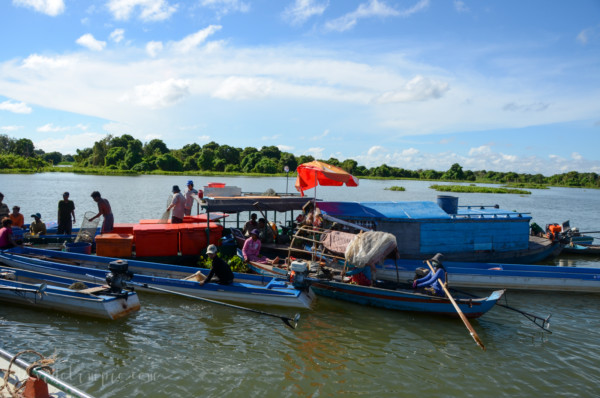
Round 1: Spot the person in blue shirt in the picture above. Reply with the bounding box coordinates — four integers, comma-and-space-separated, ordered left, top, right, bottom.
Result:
413, 253, 446, 296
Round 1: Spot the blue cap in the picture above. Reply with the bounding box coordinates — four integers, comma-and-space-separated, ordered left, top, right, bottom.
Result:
187, 180, 194, 186
31, 213, 42, 218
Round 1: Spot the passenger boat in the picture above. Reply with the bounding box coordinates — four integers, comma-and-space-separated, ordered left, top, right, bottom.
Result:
315, 197, 562, 263
0, 267, 140, 320
0, 347, 94, 398
307, 278, 504, 318
0, 246, 314, 309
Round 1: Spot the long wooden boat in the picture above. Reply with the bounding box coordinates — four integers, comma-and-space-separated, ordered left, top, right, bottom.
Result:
0, 347, 94, 398
561, 243, 600, 255
308, 278, 504, 318
0, 247, 314, 309
374, 258, 600, 293
0, 267, 140, 320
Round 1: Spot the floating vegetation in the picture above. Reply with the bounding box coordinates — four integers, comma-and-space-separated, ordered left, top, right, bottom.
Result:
502, 183, 549, 189
429, 184, 531, 194
385, 186, 406, 191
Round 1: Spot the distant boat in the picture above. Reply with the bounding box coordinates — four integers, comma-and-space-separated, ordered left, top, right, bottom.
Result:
0, 267, 140, 320
562, 243, 600, 256
0, 246, 314, 309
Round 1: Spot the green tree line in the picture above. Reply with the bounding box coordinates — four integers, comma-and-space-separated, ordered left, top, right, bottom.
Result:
0, 133, 599, 188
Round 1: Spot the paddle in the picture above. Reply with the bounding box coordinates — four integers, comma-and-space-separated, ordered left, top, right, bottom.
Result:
425, 260, 486, 351
129, 280, 301, 329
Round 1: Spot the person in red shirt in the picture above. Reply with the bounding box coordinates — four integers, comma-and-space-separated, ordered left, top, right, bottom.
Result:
0, 218, 18, 249
9, 206, 24, 228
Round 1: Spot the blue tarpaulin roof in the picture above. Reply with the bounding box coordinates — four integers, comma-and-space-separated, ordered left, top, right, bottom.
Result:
318, 201, 451, 220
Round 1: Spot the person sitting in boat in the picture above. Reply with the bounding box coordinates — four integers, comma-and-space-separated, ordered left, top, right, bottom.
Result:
9, 206, 24, 228
243, 213, 258, 236
257, 218, 275, 244
345, 263, 376, 286
242, 229, 279, 265
29, 213, 47, 236
412, 253, 446, 297
200, 244, 234, 286
0, 218, 19, 249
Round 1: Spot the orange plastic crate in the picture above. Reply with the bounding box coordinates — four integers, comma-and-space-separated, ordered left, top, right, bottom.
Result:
133, 224, 179, 257
95, 233, 133, 258
111, 223, 136, 234
179, 224, 208, 255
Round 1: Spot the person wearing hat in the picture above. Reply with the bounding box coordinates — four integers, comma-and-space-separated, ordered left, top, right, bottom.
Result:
200, 244, 234, 286
89, 191, 114, 233
412, 253, 446, 296
242, 228, 280, 265
167, 185, 185, 223
29, 213, 47, 236
184, 180, 199, 216
57, 192, 76, 235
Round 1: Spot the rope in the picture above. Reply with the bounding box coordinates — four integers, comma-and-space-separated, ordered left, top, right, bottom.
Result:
1, 350, 55, 398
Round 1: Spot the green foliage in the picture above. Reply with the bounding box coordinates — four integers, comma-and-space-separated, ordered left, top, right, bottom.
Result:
253, 157, 278, 173
442, 163, 465, 180
385, 186, 405, 191
143, 139, 169, 157
228, 255, 249, 273
104, 147, 126, 167
155, 153, 183, 171
44, 151, 63, 165
430, 184, 531, 194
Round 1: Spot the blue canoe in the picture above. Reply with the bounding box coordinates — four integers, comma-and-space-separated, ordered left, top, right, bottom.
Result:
308, 278, 504, 318
0, 246, 314, 309
0, 267, 140, 320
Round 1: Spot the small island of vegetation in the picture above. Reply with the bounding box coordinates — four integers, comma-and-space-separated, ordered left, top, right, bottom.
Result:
385, 186, 406, 191
430, 184, 531, 194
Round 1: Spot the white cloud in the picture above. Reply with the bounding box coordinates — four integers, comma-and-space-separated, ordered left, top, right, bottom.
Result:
262, 134, 281, 140
278, 144, 294, 151
212, 77, 273, 100
122, 78, 191, 109
572, 152, 583, 161
37, 123, 88, 133
35, 132, 107, 154
454, 0, 468, 13
307, 147, 324, 159
146, 41, 163, 57
200, 0, 250, 16
324, 0, 428, 32
172, 25, 222, 53
310, 129, 330, 141
282, 0, 328, 26
13, 0, 65, 16
76, 34, 106, 51
21, 54, 71, 69
0, 125, 24, 132
110, 29, 125, 43
0, 100, 32, 114
376, 75, 449, 103
197, 135, 211, 142
107, 0, 177, 22
367, 145, 386, 156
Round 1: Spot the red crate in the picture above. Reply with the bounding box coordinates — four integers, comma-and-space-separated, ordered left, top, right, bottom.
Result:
179, 224, 208, 255
133, 224, 178, 257
111, 223, 136, 234
95, 233, 133, 258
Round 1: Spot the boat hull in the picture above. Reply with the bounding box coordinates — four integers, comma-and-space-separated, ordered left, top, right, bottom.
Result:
309, 279, 503, 318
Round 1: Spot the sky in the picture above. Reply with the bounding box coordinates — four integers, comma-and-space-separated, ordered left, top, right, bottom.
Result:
0, 0, 599, 176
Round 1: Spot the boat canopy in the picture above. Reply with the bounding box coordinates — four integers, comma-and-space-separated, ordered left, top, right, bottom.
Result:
318, 201, 451, 220
203, 196, 312, 213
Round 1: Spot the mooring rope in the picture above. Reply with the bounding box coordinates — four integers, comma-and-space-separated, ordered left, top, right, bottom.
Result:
1, 350, 55, 398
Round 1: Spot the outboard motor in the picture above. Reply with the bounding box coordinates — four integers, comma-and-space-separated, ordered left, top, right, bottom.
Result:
289, 261, 310, 290
106, 260, 134, 293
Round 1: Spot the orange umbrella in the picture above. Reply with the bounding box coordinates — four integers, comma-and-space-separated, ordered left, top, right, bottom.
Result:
295, 160, 359, 197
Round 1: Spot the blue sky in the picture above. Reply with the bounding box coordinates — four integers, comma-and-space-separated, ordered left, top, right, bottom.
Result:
0, 0, 599, 175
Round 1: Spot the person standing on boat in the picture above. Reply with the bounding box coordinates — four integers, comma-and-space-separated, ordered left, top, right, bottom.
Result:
184, 180, 199, 216
242, 229, 279, 265
0, 218, 19, 249
57, 192, 76, 235
0, 193, 9, 220
29, 213, 47, 236
412, 254, 446, 296
200, 244, 234, 286
167, 185, 185, 223
89, 191, 114, 233
9, 206, 24, 228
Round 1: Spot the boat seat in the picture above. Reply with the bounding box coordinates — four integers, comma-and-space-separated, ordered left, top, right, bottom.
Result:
77, 286, 108, 295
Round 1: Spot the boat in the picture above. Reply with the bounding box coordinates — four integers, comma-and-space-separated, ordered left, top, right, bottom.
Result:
0, 246, 315, 309
315, 197, 562, 263
0, 267, 140, 320
0, 347, 94, 398
562, 243, 600, 256
307, 278, 504, 318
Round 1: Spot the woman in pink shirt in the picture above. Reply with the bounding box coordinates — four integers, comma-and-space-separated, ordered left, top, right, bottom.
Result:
0, 218, 18, 249
242, 229, 279, 264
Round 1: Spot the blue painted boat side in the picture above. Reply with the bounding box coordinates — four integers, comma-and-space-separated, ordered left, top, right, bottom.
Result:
309, 279, 501, 318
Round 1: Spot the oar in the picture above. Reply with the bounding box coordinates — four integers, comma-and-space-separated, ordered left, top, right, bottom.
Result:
130, 280, 301, 329
449, 287, 552, 333
426, 260, 486, 351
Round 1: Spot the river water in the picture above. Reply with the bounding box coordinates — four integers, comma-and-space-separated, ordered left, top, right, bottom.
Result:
1, 173, 599, 397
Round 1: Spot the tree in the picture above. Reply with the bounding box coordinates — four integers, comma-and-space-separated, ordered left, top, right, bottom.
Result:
197, 148, 215, 171
216, 145, 241, 165
325, 157, 340, 167
123, 140, 144, 169
253, 157, 278, 173
297, 155, 314, 165
43, 151, 63, 165
202, 141, 220, 151
340, 159, 358, 174
278, 152, 297, 172
155, 153, 183, 171
110, 134, 136, 149
442, 163, 465, 180
260, 145, 281, 160
241, 152, 262, 173
104, 147, 126, 167
144, 139, 169, 157
13, 138, 35, 157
